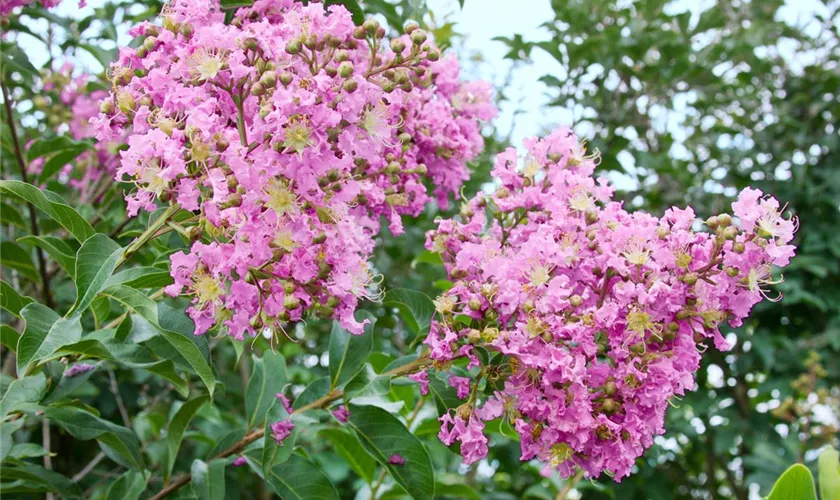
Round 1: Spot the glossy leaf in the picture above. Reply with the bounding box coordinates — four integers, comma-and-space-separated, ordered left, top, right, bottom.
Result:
328, 311, 375, 389
246, 350, 287, 430
347, 404, 435, 500
819, 446, 840, 500
164, 395, 210, 482
767, 464, 817, 500
105, 471, 149, 500
265, 454, 340, 500
41, 405, 144, 470
0, 372, 47, 419
0, 181, 95, 242
384, 288, 434, 335
191, 459, 226, 500
320, 428, 377, 483
17, 304, 82, 376
0, 280, 32, 319
69, 234, 123, 316
18, 235, 76, 278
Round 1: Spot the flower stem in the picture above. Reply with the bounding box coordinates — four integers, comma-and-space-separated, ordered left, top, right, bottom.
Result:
117, 204, 181, 268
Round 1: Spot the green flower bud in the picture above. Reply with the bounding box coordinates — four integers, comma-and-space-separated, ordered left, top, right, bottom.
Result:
338, 61, 354, 78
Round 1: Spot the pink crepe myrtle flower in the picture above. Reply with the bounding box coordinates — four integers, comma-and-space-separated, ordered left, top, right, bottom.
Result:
232, 456, 247, 467
408, 370, 430, 395
387, 454, 405, 465
421, 127, 797, 480
270, 419, 294, 445
332, 405, 350, 423
96, 0, 493, 340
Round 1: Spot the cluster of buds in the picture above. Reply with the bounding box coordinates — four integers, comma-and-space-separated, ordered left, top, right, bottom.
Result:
94, 0, 494, 338
414, 128, 797, 478
772, 351, 839, 448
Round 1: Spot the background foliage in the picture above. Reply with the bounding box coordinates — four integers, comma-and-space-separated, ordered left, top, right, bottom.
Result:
0, 0, 838, 499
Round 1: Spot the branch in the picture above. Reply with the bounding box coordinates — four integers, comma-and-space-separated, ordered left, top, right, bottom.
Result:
1, 80, 54, 309
150, 355, 433, 500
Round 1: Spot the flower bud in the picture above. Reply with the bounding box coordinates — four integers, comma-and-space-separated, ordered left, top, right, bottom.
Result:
279, 72, 293, 86
353, 26, 366, 39
179, 23, 195, 38
569, 295, 583, 307
334, 50, 349, 62
259, 70, 277, 87
717, 213, 732, 227
705, 216, 719, 230
410, 29, 427, 45
99, 99, 114, 114
426, 49, 440, 61
363, 19, 378, 35
656, 226, 670, 239
338, 61, 354, 78
250, 82, 265, 96
722, 226, 738, 240
404, 22, 419, 34
468, 297, 482, 311
285, 40, 302, 55
283, 295, 301, 310
283, 281, 296, 294
390, 39, 406, 53
342, 79, 358, 93
682, 272, 698, 285
733, 242, 745, 253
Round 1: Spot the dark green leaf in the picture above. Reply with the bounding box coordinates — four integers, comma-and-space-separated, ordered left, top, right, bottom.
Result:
0, 325, 20, 352
69, 234, 123, 316
344, 364, 391, 399
328, 311, 375, 389
105, 471, 149, 500
246, 350, 287, 430
0, 372, 47, 419
17, 235, 76, 278
191, 459, 226, 500
384, 288, 434, 335
320, 428, 377, 483
38, 145, 91, 184
265, 454, 340, 500
347, 404, 435, 500
41, 405, 144, 470
17, 304, 82, 376
0, 463, 80, 498
164, 395, 210, 482
0, 181, 95, 242
0, 280, 32, 319
42, 363, 100, 405
0, 241, 38, 281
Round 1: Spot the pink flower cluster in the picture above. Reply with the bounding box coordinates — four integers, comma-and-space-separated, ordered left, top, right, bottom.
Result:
28, 64, 123, 201
419, 128, 796, 478
95, 0, 494, 338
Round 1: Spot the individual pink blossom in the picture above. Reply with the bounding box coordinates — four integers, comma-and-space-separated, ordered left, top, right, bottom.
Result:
65, 363, 96, 378
408, 370, 430, 395
270, 419, 294, 444
387, 454, 405, 465
232, 456, 247, 467
448, 375, 471, 399
275, 393, 293, 415
332, 405, 350, 423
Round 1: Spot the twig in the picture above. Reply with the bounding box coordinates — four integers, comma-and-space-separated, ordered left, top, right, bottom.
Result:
555, 470, 583, 500
108, 368, 132, 427
42, 419, 54, 500
1, 80, 54, 309
150, 355, 433, 500
71, 452, 106, 482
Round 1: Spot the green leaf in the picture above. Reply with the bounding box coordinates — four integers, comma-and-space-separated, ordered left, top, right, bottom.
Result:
0, 42, 39, 79
40, 405, 144, 470
106, 471, 149, 500
0, 325, 20, 352
246, 350, 288, 430
0, 241, 38, 281
0, 280, 32, 319
191, 459, 226, 500
156, 304, 216, 396
0, 372, 47, 419
42, 363, 99, 405
0, 463, 80, 498
100, 285, 157, 322
819, 446, 840, 500
0, 181, 95, 242
328, 311, 375, 389
17, 304, 83, 376
106, 266, 173, 289
767, 463, 817, 500
384, 288, 434, 335
344, 364, 391, 399
264, 454, 340, 500
69, 234, 123, 316
0, 420, 23, 462
427, 373, 461, 416
346, 404, 435, 500
0, 202, 26, 228
8, 443, 51, 460
18, 235, 76, 278
293, 377, 331, 410
25, 136, 80, 162
320, 428, 377, 483
165, 395, 210, 482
